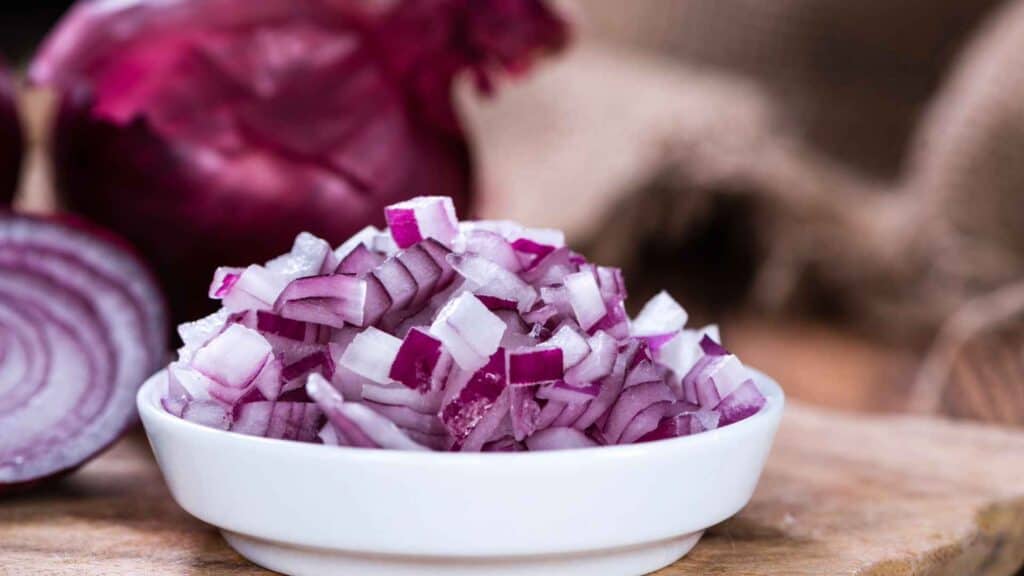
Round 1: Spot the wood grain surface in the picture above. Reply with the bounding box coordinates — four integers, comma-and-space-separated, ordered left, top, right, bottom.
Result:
4, 400, 1024, 576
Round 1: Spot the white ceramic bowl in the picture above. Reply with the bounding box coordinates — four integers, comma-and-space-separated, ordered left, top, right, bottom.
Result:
137, 369, 784, 576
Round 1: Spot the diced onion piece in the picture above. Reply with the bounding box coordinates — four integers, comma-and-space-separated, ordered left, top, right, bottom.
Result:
688, 353, 748, 408
231, 402, 275, 437
439, 351, 508, 448
385, 196, 459, 248
430, 292, 505, 371
525, 427, 597, 451
537, 380, 600, 404
336, 243, 386, 276
447, 252, 538, 313
564, 270, 605, 330
510, 386, 540, 441
564, 331, 617, 386
361, 382, 445, 414
618, 401, 671, 445
209, 267, 242, 299
372, 257, 417, 312
340, 327, 402, 385
715, 380, 766, 425
275, 274, 369, 328
337, 402, 429, 451
602, 381, 676, 444
389, 328, 444, 390
464, 230, 522, 272
508, 346, 563, 385
181, 400, 231, 430
168, 362, 213, 401
266, 232, 332, 280
191, 324, 271, 389
177, 308, 231, 362
333, 226, 382, 263
631, 290, 688, 337
544, 325, 589, 369
227, 265, 289, 310
396, 244, 442, 308
252, 356, 284, 401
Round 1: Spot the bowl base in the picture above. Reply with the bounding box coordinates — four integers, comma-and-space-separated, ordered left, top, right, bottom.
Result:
222, 530, 703, 576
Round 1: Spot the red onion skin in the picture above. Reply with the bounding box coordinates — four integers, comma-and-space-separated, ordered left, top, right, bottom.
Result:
37, 0, 567, 323
0, 63, 22, 206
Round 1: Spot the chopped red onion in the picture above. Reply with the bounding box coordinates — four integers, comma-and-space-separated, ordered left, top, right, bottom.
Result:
160, 196, 769, 452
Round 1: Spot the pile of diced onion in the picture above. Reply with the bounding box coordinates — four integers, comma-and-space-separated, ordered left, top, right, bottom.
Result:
161, 196, 768, 451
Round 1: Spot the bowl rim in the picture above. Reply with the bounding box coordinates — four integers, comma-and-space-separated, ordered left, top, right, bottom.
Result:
138, 367, 784, 463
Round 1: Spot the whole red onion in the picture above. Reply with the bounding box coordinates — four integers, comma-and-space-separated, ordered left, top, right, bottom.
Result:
31, 0, 567, 322
0, 61, 22, 205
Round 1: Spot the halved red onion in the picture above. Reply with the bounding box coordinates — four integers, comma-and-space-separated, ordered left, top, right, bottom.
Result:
0, 214, 166, 491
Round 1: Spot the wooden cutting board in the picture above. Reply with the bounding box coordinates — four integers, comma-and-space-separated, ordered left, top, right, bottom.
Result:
3, 401, 1024, 575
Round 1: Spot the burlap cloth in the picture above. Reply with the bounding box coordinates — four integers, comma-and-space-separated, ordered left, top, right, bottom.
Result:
464, 0, 1024, 417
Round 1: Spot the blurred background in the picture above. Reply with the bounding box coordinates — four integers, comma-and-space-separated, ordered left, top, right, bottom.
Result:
3, 0, 1023, 424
